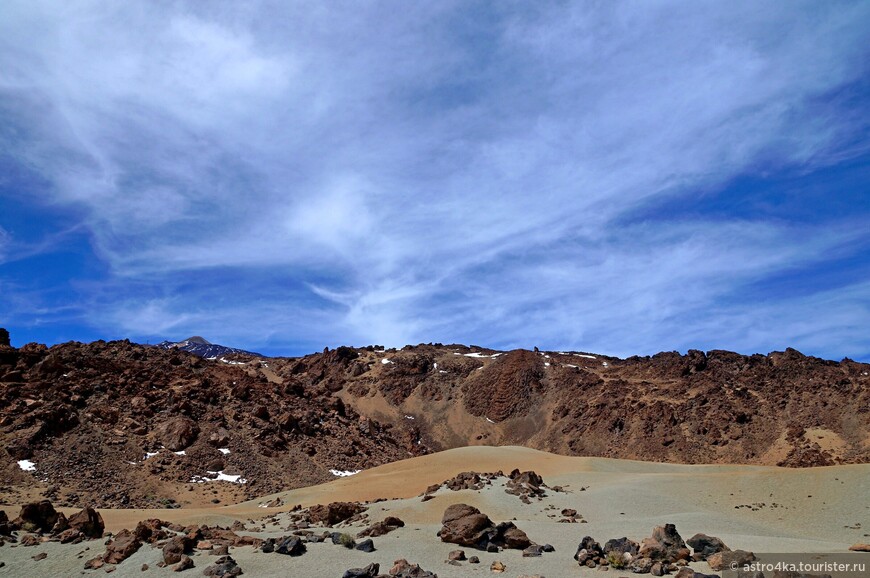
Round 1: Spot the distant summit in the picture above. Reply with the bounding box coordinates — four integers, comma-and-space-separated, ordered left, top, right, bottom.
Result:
154, 336, 262, 358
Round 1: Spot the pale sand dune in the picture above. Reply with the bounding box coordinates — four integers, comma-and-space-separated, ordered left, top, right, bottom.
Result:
4, 446, 868, 577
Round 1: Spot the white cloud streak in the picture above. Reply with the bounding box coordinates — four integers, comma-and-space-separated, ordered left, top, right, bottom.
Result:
1, 1, 869, 358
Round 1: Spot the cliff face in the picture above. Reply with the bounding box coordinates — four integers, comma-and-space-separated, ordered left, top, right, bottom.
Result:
1, 337, 867, 508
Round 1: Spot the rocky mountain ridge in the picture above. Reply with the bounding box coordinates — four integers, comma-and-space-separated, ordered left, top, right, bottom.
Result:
1, 332, 868, 509
153, 336, 262, 359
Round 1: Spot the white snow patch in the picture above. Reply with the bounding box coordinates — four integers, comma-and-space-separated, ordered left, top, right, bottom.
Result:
190, 471, 247, 484
404, 415, 415, 420
219, 357, 246, 365
329, 469, 362, 477
381, 358, 393, 364
218, 448, 231, 455
174, 450, 186, 456
463, 352, 492, 358
433, 362, 437, 369
577, 354, 597, 359
565, 364, 578, 368
486, 418, 495, 424
144, 451, 159, 459
439, 370, 447, 374
544, 362, 550, 367
602, 361, 609, 367
17, 460, 36, 471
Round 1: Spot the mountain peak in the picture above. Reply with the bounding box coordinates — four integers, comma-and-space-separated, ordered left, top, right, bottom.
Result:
183, 336, 211, 345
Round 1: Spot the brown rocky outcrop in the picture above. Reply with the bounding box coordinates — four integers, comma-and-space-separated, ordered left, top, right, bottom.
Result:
2, 340, 868, 509
638, 524, 691, 562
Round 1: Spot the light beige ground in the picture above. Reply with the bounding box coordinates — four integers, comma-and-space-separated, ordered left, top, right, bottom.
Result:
2, 446, 868, 577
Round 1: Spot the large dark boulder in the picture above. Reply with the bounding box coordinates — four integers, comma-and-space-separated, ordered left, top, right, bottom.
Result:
439, 503, 532, 550
439, 503, 494, 547
604, 536, 639, 556
687, 533, 730, 560
275, 536, 306, 556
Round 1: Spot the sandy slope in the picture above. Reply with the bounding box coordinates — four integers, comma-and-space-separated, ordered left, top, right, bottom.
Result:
2, 446, 868, 577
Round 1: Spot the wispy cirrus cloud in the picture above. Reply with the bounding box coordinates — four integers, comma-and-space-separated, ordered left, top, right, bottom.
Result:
1, 1, 869, 359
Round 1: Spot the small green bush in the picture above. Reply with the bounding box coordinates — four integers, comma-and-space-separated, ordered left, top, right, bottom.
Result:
607, 551, 627, 569
339, 533, 355, 549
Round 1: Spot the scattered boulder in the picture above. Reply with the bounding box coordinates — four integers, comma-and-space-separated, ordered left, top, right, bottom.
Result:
308, 502, 365, 526
0, 510, 12, 535
604, 536, 639, 557
355, 538, 376, 552
491, 560, 506, 573
358, 516, 405, 538
14, 500, 59, 533
448, 549, 466, 561
438, 503, 532, 550
707, 549, 756, 571
574, 536, 605, 562
163, 535, 194, 565
387, 559, 439, 577
173, 554, 194, 571
20, 533, 41, 546
342, 562, 379, 578
203, 555, 243, 577
687, 533, 730, 560
103, 529, 142, 564
639, 524, 691, 562
67, 506, 105, 539
439, 503, 491, 547
202, 556, 244, 578
849, 543, 870, 552
275, 536, 306, 556
157, 416, 199, 451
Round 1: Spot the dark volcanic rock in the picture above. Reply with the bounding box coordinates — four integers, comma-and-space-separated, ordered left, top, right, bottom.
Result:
0, 328, 9, 347
687, 533, 730, 560
439, 503, 531, 550
342, 562, 379, 578
203, 555, 243, 577
309, 502, 365, 526
357, 515, 404, 538
103, 529, 142, 564
639, 524, 690, 562
67, 506, 105, 539
707, 549, 756, 571
275, 536, 306, 556
14, 500, 59, 533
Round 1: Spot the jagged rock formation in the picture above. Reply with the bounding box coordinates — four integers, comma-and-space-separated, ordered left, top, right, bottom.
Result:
1, 335, 868, 508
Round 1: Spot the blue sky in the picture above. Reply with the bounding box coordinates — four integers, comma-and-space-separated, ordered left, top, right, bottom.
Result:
1, 1, 869, 360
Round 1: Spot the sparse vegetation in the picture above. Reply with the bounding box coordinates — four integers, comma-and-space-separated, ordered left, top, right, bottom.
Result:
607, 551, 627, 569
338, 533, 355, 548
